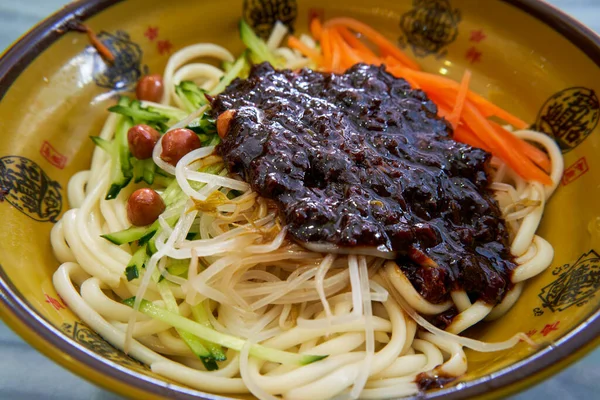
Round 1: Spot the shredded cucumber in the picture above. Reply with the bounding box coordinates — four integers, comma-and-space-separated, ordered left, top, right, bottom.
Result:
123, 298, 327, 365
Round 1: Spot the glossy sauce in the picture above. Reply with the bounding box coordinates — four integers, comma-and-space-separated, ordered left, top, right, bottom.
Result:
213, 63, 515, 304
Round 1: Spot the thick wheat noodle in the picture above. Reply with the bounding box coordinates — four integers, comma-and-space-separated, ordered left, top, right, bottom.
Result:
50, 30, 564, 400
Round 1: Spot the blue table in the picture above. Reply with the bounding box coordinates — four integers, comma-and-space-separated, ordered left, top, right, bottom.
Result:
0, 1, 599, 399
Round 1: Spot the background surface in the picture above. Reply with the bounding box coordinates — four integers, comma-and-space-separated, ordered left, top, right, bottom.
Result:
0, 0, 599, 399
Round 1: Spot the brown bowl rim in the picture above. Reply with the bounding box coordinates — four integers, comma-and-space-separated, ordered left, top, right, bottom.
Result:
0, 0, 599, 399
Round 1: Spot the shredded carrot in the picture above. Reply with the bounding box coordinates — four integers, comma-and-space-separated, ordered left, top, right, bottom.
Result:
324, 17, 420, 70
328, 29, 342, 73
336, 27, 379, 63
386, 65, 420, 89
454, 126, 492, 152
288, 35, 323, 64
320, 28, 333, 70
399, 69, 527, 128
462, 100, 551, 185
302, 16, 547, 184
490, 121, 551, 173
84, 26, 115, 63
447, 70, 471, 129
310, 18, 323, 41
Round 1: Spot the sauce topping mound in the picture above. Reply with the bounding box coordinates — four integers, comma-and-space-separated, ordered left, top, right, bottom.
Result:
213, 63, 514, 304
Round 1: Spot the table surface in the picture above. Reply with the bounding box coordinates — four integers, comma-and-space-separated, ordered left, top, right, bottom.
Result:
1, 0, 599, 399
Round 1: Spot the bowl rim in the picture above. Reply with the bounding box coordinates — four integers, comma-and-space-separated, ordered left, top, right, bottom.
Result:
1, 0, 600, 399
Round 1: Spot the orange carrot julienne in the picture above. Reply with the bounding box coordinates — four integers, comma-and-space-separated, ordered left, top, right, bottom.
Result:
386, 65, 420, 89
454, 126, 492, 152
310, 18, 323, 41
324, 17, 420, 70
336, 27, 379, 61
308, 16, 546, 182
400, 69, 528, 129
288, 35, 323, 64
84, 26, 115, 63
331, 29, 362, 69
320, 28, 333, 70
462, 100, 551, 185
447, 70, 472, 129
329, 29, 342, 73
489, 121, 551, 173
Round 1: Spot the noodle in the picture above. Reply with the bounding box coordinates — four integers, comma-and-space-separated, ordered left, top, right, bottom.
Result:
49, 20, 564, 400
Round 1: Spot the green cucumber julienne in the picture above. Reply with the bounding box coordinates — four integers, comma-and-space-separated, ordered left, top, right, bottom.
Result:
156, 276, 218, 371
123, 297, 327, 365
239, 19, 282, 67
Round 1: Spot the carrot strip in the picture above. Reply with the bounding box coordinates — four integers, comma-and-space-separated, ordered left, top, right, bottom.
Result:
462, 100, 551, 184
85, 26, 115, 63
401, 69, 527, 129
490, 121, 551, 173
454, 126, 492, 152
328, 29, 342, 73
310, 18, 323, 41
288, 35, 323, 64
336, 27, 378, 57
386, 65, 420, 89
447, 70, 471, 129
331, 29, 362, 69
320, 28, 333, 70
324, 17, 420, 70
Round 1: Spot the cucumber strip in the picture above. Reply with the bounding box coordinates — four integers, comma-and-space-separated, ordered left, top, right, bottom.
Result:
155, 276, 218, 370
239, 19, 281, 67
132, 158, 156, 185
105, 115, 134, 200
192, 302, 227, 361
102, 218, 161, 246
109, 100, 169, 124
132, 159, 145, 184
186, 115, 217, 136
166, 258, 189, 276
123, 298, 327, 365
90, 136, 112, 153
209, 52, 248, 95
142, 158, 156, 185
175, 81, 208, 113
125, 244, 148, 281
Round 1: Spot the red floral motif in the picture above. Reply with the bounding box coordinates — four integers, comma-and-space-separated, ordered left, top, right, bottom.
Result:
40, 141, 67, 169
144, 26, 159, 41
541, 321, 560, 336
157, 39, 173, 55
562, 157, 589, 186
465, 46, 482, 63
45, 294, 65, 311
469, 29, 486, 43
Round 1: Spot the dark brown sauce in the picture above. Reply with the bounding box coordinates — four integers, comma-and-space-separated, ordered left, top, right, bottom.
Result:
416, 371, 457, 391
212, 63, 515, 304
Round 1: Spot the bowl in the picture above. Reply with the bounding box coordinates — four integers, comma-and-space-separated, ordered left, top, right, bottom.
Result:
1, 0, 600, 398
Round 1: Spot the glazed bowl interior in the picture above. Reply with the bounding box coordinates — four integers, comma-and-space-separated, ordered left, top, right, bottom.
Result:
1, 0, 600, 399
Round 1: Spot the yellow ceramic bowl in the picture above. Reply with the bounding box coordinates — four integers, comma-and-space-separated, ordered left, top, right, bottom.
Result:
1, 0, 600, 398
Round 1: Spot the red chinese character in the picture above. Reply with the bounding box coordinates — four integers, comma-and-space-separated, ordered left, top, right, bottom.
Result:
157, 39, 173, 55
40, 141, 67, 169
45, 294, 65, 311
469, 30, 486, 43
465, 46, 482, 64
541, 321, 560, 336
561, 157, 588, 185
144, 26, 159, 41
526, 329, 538, 337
